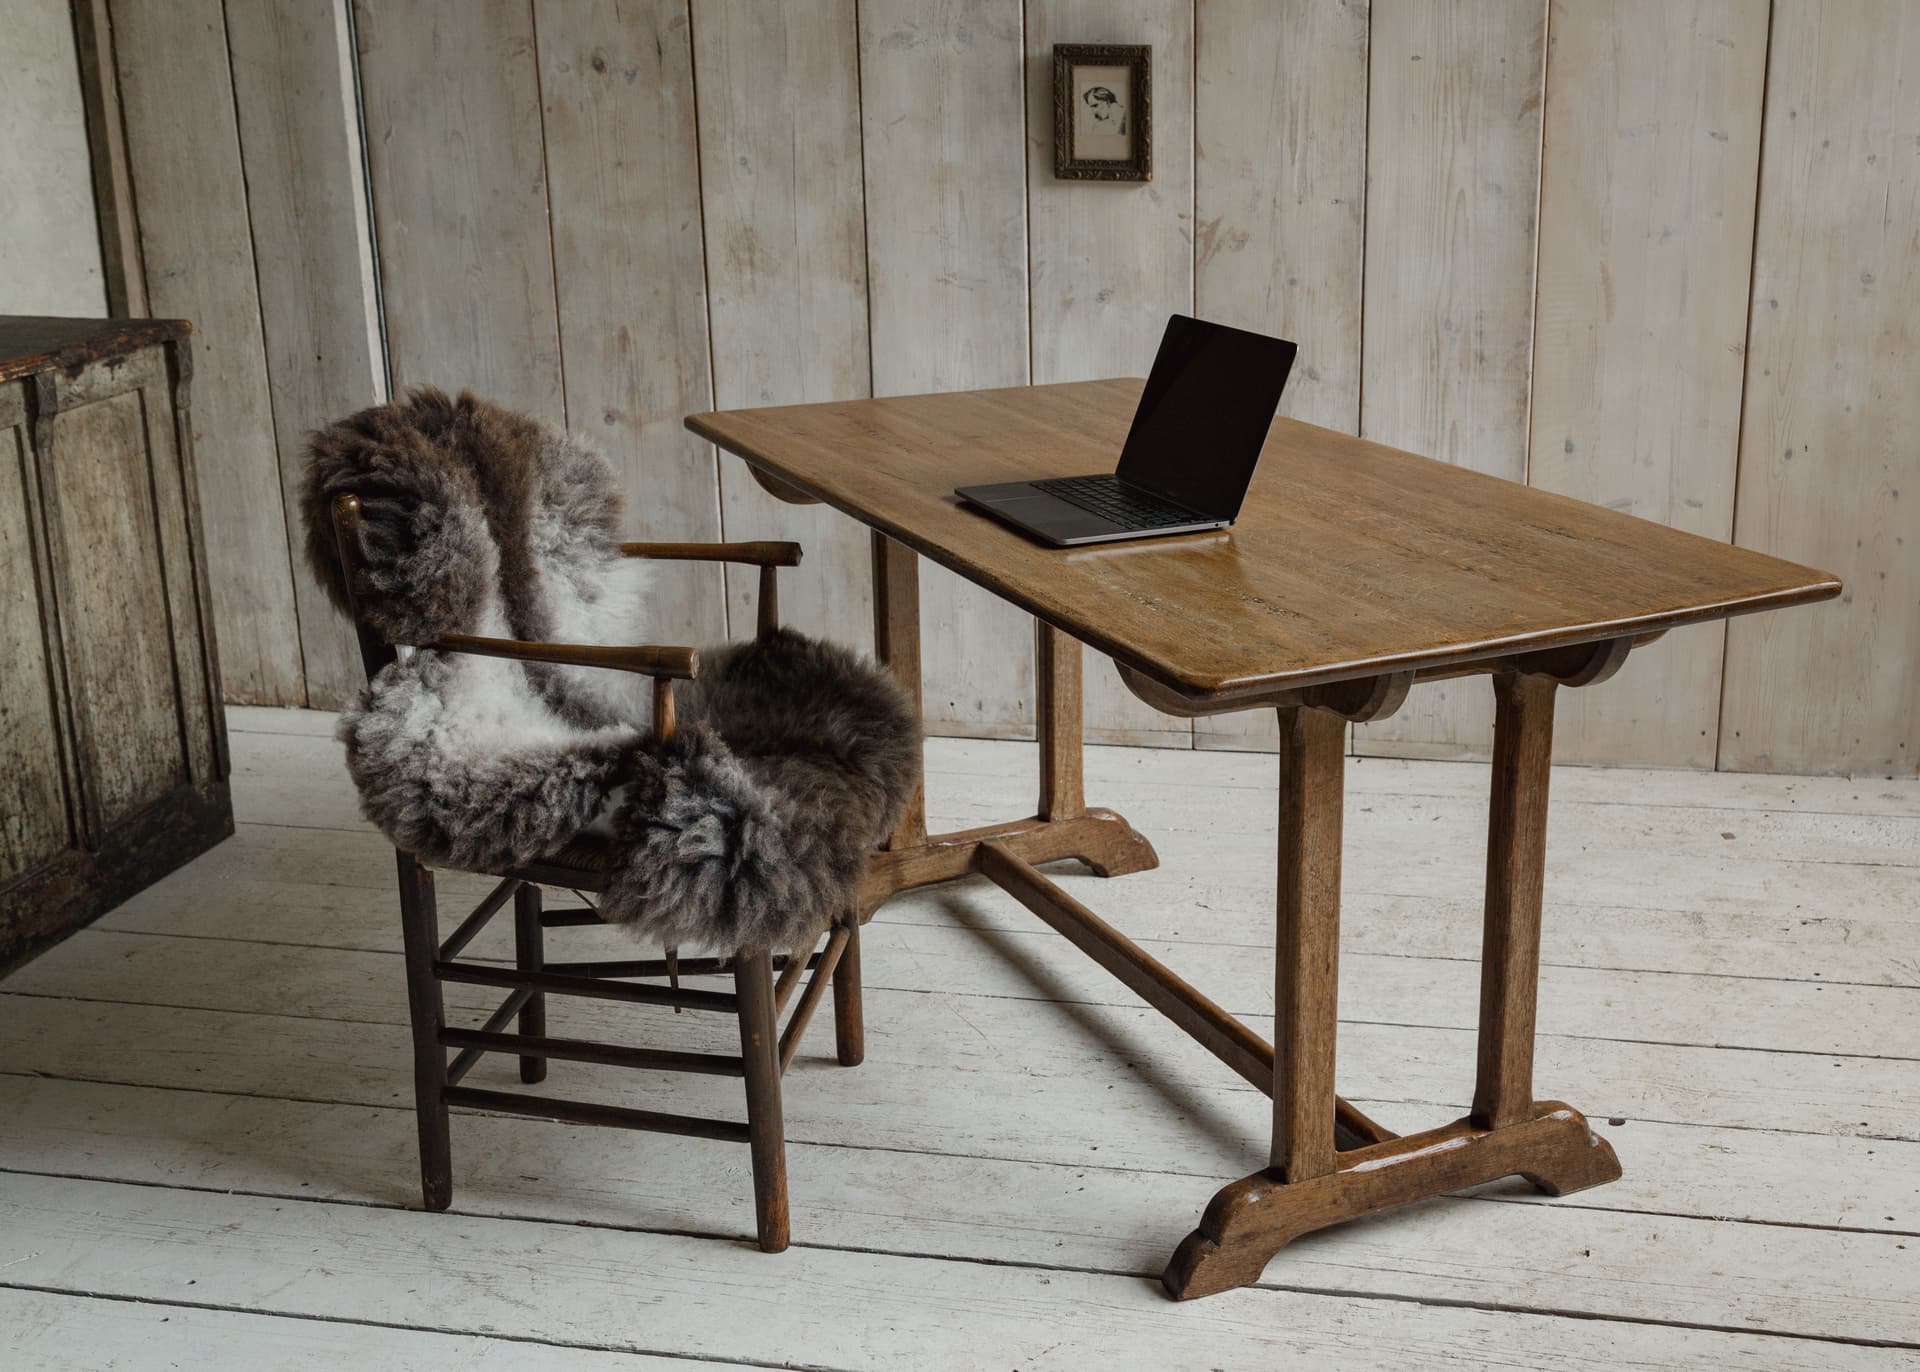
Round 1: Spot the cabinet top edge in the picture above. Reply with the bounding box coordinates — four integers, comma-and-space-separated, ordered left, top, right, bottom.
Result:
0, 317, 191, 385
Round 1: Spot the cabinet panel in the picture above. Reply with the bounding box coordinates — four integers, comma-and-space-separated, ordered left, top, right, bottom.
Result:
42, 383, 186, 824
0, 384, 72, 883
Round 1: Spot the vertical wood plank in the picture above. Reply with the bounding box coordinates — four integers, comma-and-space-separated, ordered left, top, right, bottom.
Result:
1353, 0, 1547, 762
1191, 0, 1369, 753
693, 0, 873, 649
1193, 0, 1368, 435
139, 359, 220, 789
536, 0, 727, 650
1026, 0, 1196, 747
1721, 0, 1920, 776
354, 0, 564, 423
2, 0, 107, 314
72, 0, 147, 316
225, 0, 387, 709
109, 0, 305, 704
1528, 0, 1768, 768
858, 0, 1034, 739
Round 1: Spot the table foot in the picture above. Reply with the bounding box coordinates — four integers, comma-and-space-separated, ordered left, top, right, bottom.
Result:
860, 809, 1157, 916
1161, 1101, 1621, 1300
1074, 807, 1159, 877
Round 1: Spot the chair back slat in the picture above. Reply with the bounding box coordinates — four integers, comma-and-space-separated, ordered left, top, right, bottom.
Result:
330, 492, 398, 680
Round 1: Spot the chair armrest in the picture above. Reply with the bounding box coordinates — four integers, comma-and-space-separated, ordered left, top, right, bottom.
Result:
423, 634, 699, 680
618, 540, 802, 568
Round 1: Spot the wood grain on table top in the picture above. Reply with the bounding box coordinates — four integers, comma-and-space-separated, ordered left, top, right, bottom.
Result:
687, 378, 1840, 705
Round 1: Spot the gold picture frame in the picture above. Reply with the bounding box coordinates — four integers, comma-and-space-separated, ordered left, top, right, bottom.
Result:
1052, 44, 1151, 182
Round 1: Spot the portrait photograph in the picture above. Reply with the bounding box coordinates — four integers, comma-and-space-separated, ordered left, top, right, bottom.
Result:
1073, 66, 1131, 160
1052, 44, 1151, 181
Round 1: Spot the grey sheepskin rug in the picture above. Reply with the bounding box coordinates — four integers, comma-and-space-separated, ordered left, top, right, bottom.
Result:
300, 388, 920, 954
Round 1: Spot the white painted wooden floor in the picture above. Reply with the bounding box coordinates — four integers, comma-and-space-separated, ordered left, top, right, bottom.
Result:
3, 706, 1919, 1369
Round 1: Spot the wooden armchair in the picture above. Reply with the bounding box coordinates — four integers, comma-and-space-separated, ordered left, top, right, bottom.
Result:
330, 494, 855, 1253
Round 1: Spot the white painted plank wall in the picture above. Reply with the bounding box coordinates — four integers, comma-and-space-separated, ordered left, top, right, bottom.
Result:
225, 0, 387, 709
535, 0, 730, 649
1025, 0, 1197, 747
859, 0, 1036, 740
1720, 0, 1920, 776
1191, 0, 1369, 752
693, 0, 875, 650
1354, 0, 1549, 762
353, 0, 566, 424
1528, 0, 1768, 768
72, 1, 1919, 775
0, 0, 107, 315
109, 0, 307, 705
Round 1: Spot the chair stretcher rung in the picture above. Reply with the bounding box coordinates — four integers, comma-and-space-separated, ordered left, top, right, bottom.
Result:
772, 944, 811, 1015
778, 926, 850, 1072
542, 950, 824, 980
437, 877, 520, 960
436, 959, 738, 1013
443, 1085, 750, 1142
446, 987, 538, 1085
538, 905, 603, 928
441, 1025, 746, 1077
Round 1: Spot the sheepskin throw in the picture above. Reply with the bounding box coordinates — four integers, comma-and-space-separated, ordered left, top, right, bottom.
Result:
299, 388, 920, 954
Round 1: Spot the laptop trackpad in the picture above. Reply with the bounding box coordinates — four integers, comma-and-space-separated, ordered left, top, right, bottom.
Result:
982, 491, 1113, 542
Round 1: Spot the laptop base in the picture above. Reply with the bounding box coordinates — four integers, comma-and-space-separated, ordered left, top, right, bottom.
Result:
957, 478, 1228, 548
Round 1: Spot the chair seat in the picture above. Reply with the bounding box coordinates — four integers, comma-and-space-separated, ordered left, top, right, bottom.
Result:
501, 837, 618, 893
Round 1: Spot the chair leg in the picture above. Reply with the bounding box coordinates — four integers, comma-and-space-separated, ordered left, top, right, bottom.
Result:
832, 916, 864, 1067
514, 883, 547, 1084
395, 852, 452, 1211
734, 949, 790, 1252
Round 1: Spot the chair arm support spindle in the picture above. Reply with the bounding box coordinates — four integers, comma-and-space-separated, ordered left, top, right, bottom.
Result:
653, 678, 677, 740
757, 564, 780, 637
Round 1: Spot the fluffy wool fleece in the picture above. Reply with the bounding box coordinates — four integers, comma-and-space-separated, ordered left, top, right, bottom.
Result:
300, 388, 920, 953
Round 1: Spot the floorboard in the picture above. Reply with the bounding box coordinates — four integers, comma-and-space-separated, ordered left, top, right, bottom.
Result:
0, 707, 1914, 1366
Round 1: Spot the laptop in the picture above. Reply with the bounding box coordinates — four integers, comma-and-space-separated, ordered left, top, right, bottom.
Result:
956, 315, 1297, 547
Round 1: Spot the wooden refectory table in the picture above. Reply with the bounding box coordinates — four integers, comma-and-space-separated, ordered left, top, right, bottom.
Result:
687, 378, 1841, 1300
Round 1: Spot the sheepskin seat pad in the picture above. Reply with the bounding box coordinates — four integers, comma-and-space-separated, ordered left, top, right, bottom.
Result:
300, 388, 920, 954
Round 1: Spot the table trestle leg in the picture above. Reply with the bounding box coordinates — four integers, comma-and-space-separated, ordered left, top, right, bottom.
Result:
872, 531, 927, 850
1162, 668, 1624, 1300
1475, 670, 1555, 1128
1036, 621, 1085, 821
857, 543, 1157, 918
1272, 706, 1347, 1184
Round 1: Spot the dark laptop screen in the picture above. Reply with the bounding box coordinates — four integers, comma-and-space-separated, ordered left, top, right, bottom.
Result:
1115, 315, 1297, 521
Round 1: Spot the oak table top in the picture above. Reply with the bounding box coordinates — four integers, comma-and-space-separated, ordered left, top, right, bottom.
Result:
687, 378, 1840, 707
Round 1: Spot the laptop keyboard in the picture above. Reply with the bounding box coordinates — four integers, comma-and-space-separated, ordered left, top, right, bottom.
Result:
1032, 475, 1206, 531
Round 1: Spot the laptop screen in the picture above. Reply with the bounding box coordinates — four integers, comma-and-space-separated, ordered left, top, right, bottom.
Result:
1115, 315, 1298, 521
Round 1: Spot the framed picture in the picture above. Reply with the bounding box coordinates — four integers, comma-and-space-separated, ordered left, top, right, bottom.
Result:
1052, 44, 1151, 182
